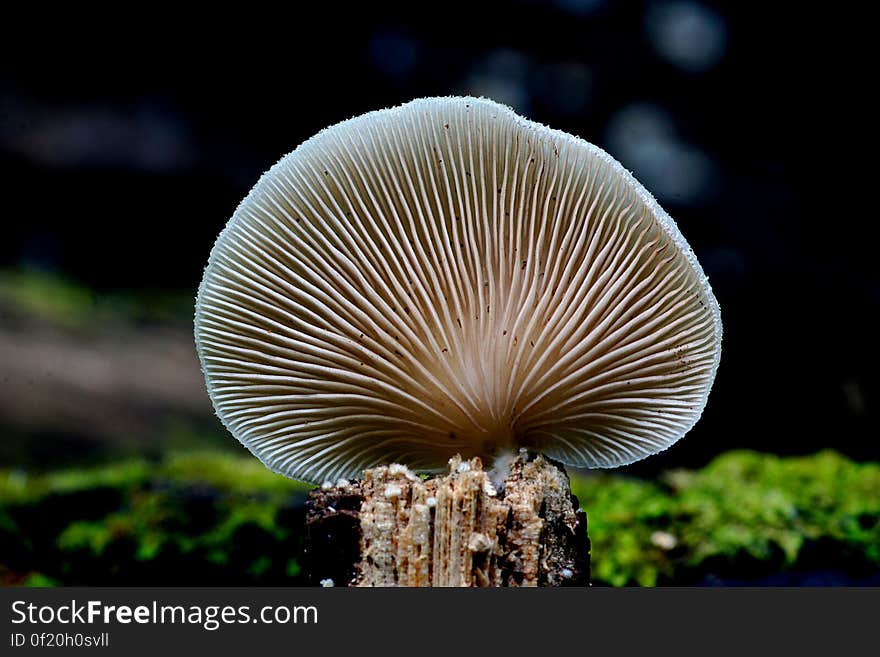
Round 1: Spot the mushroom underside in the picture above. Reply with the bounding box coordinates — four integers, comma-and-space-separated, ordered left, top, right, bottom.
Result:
195, 97, 722, 483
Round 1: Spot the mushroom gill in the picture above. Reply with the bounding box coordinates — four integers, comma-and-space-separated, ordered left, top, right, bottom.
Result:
195, 96, 722, 484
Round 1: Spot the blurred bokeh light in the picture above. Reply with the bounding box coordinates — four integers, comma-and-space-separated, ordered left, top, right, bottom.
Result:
0, 1, 873, 471
0, 1, 874, 586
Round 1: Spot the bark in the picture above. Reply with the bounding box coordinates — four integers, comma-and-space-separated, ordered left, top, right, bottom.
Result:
304, 451, 590, 587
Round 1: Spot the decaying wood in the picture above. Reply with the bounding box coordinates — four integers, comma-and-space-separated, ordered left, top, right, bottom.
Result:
304, 451, 590, 587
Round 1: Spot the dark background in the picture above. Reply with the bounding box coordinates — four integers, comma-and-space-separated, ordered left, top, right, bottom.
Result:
0, 1, 875, 473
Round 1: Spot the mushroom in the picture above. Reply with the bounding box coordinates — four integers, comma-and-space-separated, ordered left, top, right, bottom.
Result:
194, 96, 722, 484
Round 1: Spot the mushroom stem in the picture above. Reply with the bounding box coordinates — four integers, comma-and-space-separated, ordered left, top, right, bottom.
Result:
488, 447, 521, 493
305, 452, 591, 587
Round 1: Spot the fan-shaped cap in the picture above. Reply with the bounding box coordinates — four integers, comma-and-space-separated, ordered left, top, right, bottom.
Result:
195, 97, 722, 484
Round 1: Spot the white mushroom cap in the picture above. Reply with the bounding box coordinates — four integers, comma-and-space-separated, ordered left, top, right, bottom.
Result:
195, 97, 722, 484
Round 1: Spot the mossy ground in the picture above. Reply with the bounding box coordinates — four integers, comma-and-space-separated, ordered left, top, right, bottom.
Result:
0, 267, 194, 332
2, 449, 877, 586
571, 450, 880, 585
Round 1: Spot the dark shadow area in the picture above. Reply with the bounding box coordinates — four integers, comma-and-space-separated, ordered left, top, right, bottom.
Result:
0, 2, 874, 585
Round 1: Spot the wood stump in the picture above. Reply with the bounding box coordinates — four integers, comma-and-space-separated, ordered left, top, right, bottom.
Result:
304, 451, 590, 587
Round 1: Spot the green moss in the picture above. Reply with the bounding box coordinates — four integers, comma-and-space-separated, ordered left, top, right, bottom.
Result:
286, 559, 302, 578
0, 450, 311, 586
0, 267, 194, 330
20, 573, 60, 587
571, 450, 880, 585
45, 461, 153, 496
0, 461, 151, 505
0, 268, 96, 329
1, 449, 878, 586
160, 451, 311, 496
